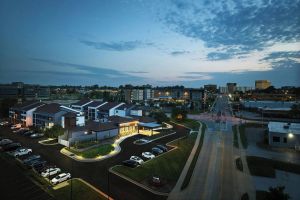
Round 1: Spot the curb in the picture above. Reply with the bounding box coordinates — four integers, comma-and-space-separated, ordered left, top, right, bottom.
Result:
38, 138, 59, 146
60, 134, 138, 162
133, 132, 176, 145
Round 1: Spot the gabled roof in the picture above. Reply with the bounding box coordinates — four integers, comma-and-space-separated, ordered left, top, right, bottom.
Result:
108, 116, 137, 124
35, 103, 62, 114
115, 104, 135, 111
88, 101, 106, 108
11, 101, 40, 110
69, 121, 118, 132
22, 102, 45, 111
72, 98, 93, 106
98, 102, 123, 112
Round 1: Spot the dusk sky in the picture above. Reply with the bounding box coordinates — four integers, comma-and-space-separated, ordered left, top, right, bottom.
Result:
0, 0, 299, 87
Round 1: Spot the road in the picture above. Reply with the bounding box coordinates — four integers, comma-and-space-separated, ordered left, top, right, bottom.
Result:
170, 95, 254, 200
0, 123, 189, 200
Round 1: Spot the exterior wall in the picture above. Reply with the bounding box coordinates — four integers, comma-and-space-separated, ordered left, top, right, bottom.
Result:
76, 116, 85, 126
130, 110, 142, 116
114, 109, 126, 117
34, 111, 66, 128
68, 129, 119, 144
268, 131, 300, 148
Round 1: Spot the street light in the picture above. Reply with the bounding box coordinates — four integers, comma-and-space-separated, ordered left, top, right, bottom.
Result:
288, 133, 294, 139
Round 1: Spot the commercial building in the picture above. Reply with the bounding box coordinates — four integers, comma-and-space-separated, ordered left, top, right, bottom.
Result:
219, 86, 228, 94
255, 80, 271, 90
227, 83, 237, 94
268, 122, 300, 148
204, 84, 217, 93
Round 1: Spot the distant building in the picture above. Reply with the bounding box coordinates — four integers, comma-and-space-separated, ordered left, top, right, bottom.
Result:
255, 80, 271, 90
268, 122, 300, 148
131, 89, 144, 101
204, 84, 217, 93
236, 86, 253, 93
227, 83, 237, 94
219, 86, 228, 94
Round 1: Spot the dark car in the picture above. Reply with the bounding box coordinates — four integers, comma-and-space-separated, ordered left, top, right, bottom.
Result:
23, 130, 35, 137
26, 158, 44, 167
22, 130, 34, 136
151, 147, 163, 155
155, 145, 168, 152
122, 160, 139, 168
2, 143, 21, 151
23, 154, 41, 164
33, 161, 47, 172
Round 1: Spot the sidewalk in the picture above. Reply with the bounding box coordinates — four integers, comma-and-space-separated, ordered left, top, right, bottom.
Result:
167, 122, 203, 199
236, 126, 256, 200
60, 133, 138, 162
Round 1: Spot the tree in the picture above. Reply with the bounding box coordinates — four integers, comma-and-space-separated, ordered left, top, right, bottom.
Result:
289, 104, 300, 118
149, 110, 169, 123
266, 186, 290, 200
44, 125, 65, 138
171, 108, 187, 121
0, 98, 18, 118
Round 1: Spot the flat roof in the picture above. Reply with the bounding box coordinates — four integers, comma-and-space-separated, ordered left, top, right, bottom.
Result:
268, 121, 300, 135
138, 122, 161, 128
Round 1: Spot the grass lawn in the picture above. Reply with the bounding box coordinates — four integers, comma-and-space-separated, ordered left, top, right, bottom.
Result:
175, 118, 200, 131
51, 179, 106, 200
68, 144, 114, 158
232, 125, 239, 148
181, 123, 206, 190
113, 133, 198, 186
238, 124, 248, 149
247, 156, 300, 178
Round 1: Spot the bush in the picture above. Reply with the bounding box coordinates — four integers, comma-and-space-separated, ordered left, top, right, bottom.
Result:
44, 125, 64, 138
171, 108, 187, 121
149, 110, 169, 123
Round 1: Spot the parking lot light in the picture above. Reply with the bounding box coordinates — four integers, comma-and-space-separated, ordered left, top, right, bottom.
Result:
288, 133, 294, 139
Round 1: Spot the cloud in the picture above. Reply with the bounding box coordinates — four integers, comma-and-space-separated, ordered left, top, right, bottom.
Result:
79, 40, 154, 51
260, 50, 300, 68
177, 73, 212, 80
261, 51, 300, 61
124, 71, 149, 74
170, 50, 190, 56
206, 52, 232, 60
30, 58, 141, 79
161, 0, 300, 55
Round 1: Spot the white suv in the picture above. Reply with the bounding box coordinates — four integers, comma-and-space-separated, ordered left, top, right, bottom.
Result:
13, 148, 32, 157
41, 168, 61, 178
142, 152, 155, 159
130, 156, 144, 164
51, 173, 71, 185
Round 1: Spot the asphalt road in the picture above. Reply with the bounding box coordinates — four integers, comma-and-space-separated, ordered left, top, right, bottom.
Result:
0, 123, 189, 200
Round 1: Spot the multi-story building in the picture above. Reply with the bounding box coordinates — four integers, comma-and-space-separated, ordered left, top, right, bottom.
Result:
97, 102, 124, 122
87, 101, 107, 120
255, 80, 271, 90
204, 84, 218, 93
9, 101, 45, 127
219, 86, 228, 94
131, 89, 144, 102
227, 83, 237, 94
236, 86, 253, 93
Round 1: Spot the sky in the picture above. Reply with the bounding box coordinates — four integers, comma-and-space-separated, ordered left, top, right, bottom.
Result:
0, 0, 299, 88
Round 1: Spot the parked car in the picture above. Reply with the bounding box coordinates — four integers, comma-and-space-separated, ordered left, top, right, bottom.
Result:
155, 144, 168, 152
23, 154, 41, 164
151, 176, 162, 186
142, 152, 155, 159
130, 156, 144, 164
11, 124, 22, 130
0, 121, 9, 126
151, 147, 163, 155
41, 167, 61, 178
30, 159, 47, 168
0, 138, 13, 146
2, 143, 21, 151
13, 148, 32, 157
51, 173, 71, 185
122, 160, 139, 168
26, 159, 45, 167
30, 133, 44, 138
23, 130, 35, 136
13, 128, 29, 134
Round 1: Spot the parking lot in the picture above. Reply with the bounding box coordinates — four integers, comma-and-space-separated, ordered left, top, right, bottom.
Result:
0, 123, 189, 200
0, 154, 54, 200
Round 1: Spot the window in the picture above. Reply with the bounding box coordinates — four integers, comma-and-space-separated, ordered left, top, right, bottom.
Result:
283, 137, 287, 143
273, 136, 280, 142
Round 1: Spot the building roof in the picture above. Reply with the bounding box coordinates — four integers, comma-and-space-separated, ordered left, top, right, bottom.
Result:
72, 98, 93, 106
63, 112, 77, 118
138, 122, 162, 128
88, 101, 105, 108
268, 122, 300, 135
98, 102, 122, 112
22, 102, 45, 111
133, 116, 156, 123
11, 101, 40, 110
116, 104, 135, 110
108, 116, 137, 124
70, 121, 118, 132
35, 103, 62, 114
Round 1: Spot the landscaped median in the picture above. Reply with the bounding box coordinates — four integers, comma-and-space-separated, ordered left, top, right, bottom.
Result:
60, 134, 137, 162
111, 120, 203, 194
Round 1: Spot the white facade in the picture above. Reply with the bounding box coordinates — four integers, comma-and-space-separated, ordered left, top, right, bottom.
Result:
109, 103, 125, 117
130, 109, 143, 116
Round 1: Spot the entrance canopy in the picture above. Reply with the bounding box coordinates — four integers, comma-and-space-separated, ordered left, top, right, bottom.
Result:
138, 122, 162, 129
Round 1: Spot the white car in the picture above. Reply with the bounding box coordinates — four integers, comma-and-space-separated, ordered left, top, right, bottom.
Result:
13, 148, 32, 157
130, 156, 144, 164
11, 124, 22, 130
142, 152, 155, 159
41, 167, 61, 178
0, 121, 9, 126
51, 173, 71, 185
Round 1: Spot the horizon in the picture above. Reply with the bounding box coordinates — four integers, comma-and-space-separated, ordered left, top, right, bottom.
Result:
1, 0, 300, 87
